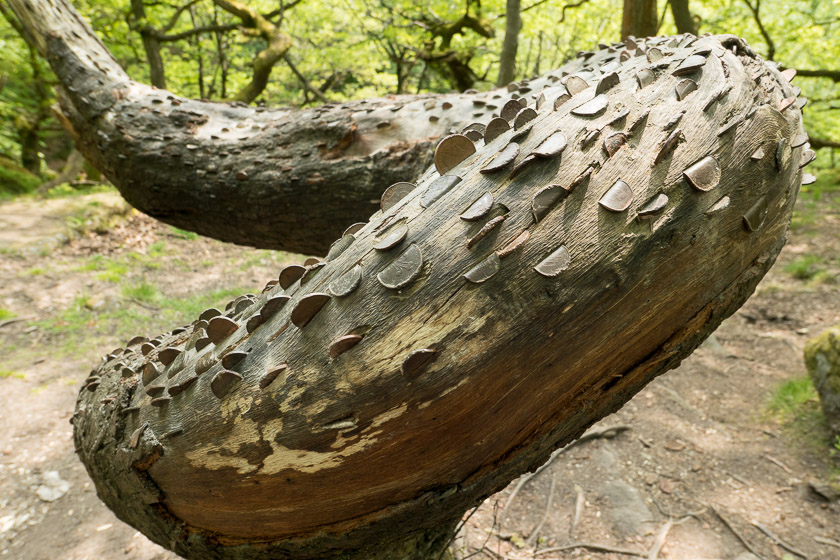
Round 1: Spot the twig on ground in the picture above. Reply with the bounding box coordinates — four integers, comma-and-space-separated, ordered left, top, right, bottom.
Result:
569, 484, 584, 537
751, 521, 809, 559
647, 519, 673, 560
814, 536, 840, 548
0, 315, 35, 329
533, 542, 646, 557
764, 454, 793, 474
500, 425, 631, 523
130, 298, 160, 311
439, 506, 481, 560
526, 478, 556, 549
708, 505, 767, 560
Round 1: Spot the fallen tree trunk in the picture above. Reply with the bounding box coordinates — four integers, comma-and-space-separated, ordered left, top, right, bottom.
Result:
8, 0, 559, 255
72, 33, 810, 559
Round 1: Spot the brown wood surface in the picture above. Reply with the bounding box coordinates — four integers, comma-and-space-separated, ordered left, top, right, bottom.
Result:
70, 33, 809, 560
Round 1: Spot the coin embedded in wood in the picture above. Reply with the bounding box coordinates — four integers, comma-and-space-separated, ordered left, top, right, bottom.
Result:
750, 146, 765, 161
380, 182, 416, 213
571, 94, 608, 117
743, 196, 768, 232
673, 54, 707, 75
210, 369, 242, 399
683, 156, 721, 192
260, 295, 291, 322
343, 222, 366, 236
501, 99, 524, 121
775, 138, 791, 171
599, 179, 634, 212
534, 245, 571, 277
532, 132, 567, 158
198, 308, 221, 322
595, 72, 619, 95
636, 69, 655, 88
705, 195, 730, 215
531, 184, 567, 222
484, 118, 510, 144
377, 244, 423, 290
206, 316, 238, 344
434, 134, 476, 175
329, 264, 363, 297
460, 192, 494, 221
142, 362, 161, 385
401, 349, 437, 378
603, 132, 627, 157
259, 364, 288, 389
780, 68, 796, 82
638, 193, 669, 217
464, 253, 501, 284
654, 128, 682, 165
290, 293, 331, 328
374, 223, 409, 251
278, 265, 306, 289
565, 75, 589, 95
326, 235, 355, 261
481, 143, 519, 173
158, 347, 181, 366
646, 47, 663, 62
513, 108, 537, 130
329, 334, 364, 358
554, 93, 571, 109
420, 175, 462, 208
221, 351, 247, 370
675, 79, 698, 100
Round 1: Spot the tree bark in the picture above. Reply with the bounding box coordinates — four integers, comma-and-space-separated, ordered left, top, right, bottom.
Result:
72, 33, 808, 560
622, 0, 658, 40
670, 0, 697, 35
6, 0, 565, 255
497, 0, 521, 86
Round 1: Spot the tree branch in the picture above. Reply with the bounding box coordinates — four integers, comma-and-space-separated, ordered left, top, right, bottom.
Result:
160, 0, 200, 33
809, 136, 840, 150
158, 22, 239, 42
283, 53, 328, 103
742, 0, 775, 60
794, 68, 840, 82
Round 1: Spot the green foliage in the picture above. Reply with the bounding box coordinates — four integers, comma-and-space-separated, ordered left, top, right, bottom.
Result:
0, 307, 15, 320
785, 254, 824, 280
169, 226, 200, 241
0, 156, 41, 196
768, 376, 819, 416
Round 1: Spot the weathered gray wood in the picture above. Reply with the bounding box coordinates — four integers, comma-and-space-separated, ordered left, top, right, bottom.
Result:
71, 33, 810, 560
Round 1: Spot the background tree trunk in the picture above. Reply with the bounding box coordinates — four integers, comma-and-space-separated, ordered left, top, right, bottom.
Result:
622, 0, 658, 40
129, 0, 167, 89
497, 0, 521, 86
670, 0, 698, 35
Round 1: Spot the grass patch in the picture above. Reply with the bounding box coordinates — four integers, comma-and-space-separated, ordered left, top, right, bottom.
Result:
0, 308, 15, 321
169, 226, 200, 241
766, 376, 836, 459
32, 285, 246, 358
42, 183, 115, 199
784, 255, 824, 281
0, 370, 25, 379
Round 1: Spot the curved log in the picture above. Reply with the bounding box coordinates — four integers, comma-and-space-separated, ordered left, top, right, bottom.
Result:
72, 34, 809, 560
8, 0, 564, 255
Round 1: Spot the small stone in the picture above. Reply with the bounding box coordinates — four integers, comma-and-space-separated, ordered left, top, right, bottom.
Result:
36, 471, 70, 502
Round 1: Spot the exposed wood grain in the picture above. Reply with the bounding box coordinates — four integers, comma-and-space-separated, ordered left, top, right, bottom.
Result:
71, 33, 808, 560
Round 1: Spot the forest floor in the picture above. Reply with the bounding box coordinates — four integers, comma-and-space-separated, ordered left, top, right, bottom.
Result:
0, 182, 838, 560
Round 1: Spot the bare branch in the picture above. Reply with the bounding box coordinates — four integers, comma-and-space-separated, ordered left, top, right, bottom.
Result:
742, 0, 775, 60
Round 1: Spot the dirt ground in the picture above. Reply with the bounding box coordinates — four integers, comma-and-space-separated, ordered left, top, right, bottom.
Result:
0, 188, 838, 560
